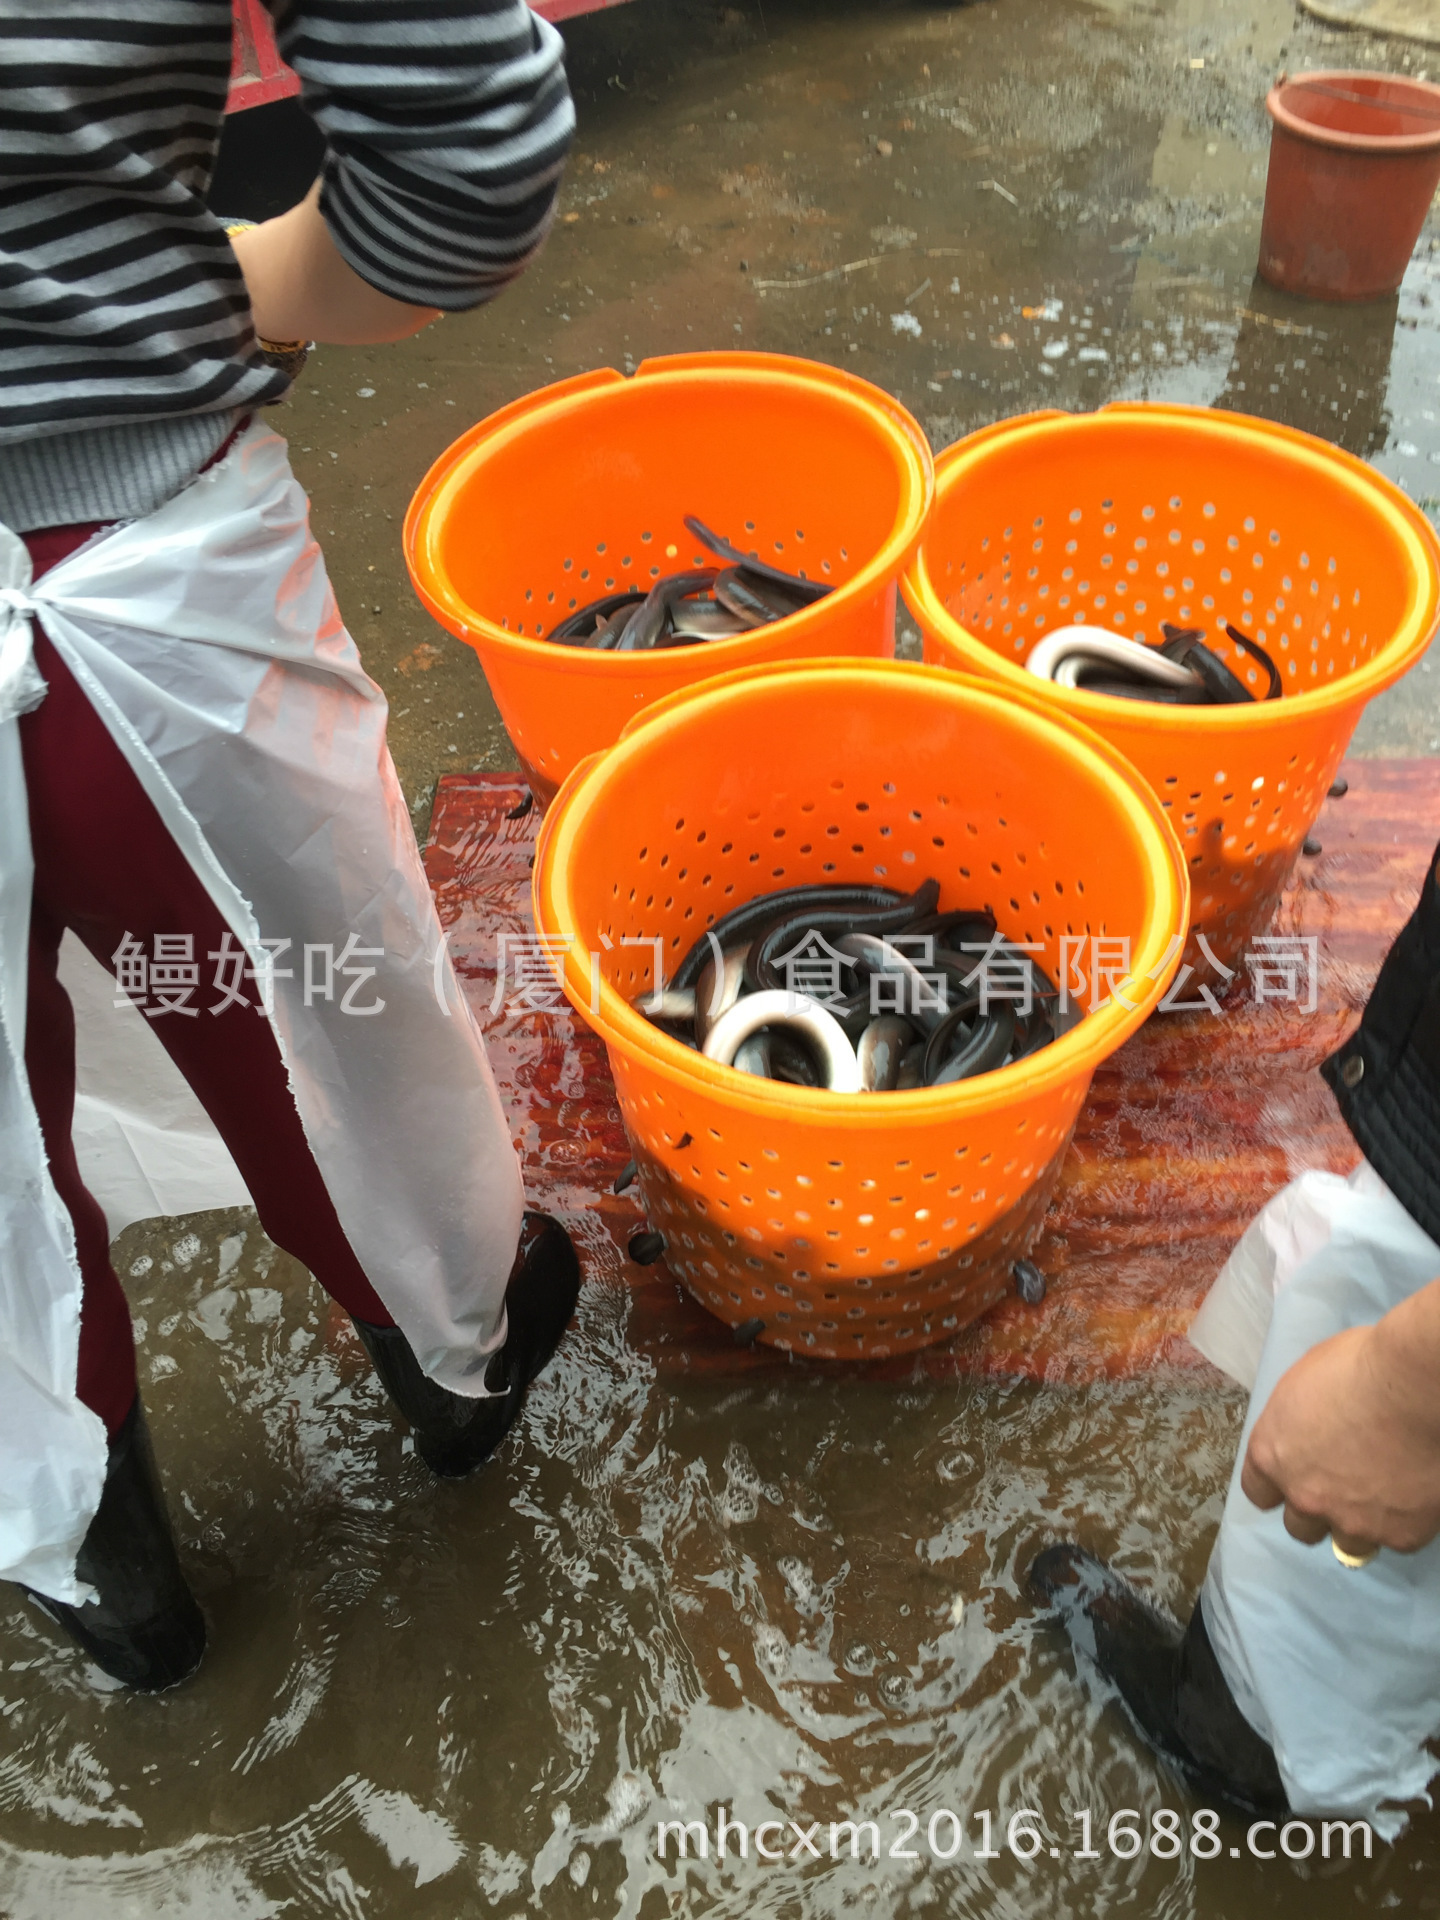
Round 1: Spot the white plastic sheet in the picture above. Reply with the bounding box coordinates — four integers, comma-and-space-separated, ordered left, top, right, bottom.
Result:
0, 422, 523, 1600
1192, 1161, 1440, 1832
61, 933, 251, 1237
0, 558, 104, 1601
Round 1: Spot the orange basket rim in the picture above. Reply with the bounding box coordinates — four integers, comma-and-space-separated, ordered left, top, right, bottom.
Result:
532, 657, 1190, 1125
902, 400, 1440, 728
403, 351, 935, 674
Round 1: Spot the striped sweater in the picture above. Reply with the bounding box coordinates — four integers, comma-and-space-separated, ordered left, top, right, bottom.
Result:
0, 0, 574, 529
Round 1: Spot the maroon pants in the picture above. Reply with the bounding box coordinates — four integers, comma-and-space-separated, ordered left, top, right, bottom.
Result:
20, 524, 394, 1440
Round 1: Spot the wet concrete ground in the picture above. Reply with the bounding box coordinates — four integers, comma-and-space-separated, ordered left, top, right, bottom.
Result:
8, 0, 1440, 1913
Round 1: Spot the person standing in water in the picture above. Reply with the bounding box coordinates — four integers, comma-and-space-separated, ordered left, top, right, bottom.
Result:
1035, 847, 1440, 1824
0, 0, 579, 1693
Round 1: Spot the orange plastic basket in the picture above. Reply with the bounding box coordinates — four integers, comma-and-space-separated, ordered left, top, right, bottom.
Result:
904, 403, 1440, 985
404, 352, 933, 804
533, 659, 1188, 1358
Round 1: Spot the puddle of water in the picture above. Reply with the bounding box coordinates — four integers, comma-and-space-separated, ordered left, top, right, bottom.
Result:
0, 1210, 1232, 1916
4, 1215, 1433, 1915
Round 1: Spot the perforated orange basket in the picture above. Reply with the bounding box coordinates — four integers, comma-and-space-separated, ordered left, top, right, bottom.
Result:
904, 403, 1440, 985
533, 659, 1188, 1358
404, 352, 933, 805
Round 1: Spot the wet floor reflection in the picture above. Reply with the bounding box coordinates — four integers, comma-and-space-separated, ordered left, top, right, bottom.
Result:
0, 1210, 1243, 1916
3, 1213, 1433, 1915
1214, 275, 1399, 459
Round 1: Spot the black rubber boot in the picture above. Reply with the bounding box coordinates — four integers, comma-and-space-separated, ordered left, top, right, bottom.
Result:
24, 1396, 206, 1692
1029, 1542, 1288, 1814
352, 1209, 580, 1479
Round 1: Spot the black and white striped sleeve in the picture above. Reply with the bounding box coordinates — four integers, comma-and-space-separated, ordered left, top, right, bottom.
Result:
272, 0, 575, 311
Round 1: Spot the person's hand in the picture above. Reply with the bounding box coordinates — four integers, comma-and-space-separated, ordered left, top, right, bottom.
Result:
229, 183, 442, 348
1241, 1278, 1440, 1557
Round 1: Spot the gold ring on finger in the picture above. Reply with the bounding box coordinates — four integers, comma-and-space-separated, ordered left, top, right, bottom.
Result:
1331, 1538, 1379, 1570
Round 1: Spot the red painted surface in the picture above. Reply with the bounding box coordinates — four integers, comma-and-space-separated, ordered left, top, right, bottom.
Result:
228, 0, 301, 112
226, 0, 633, 114
533, 0, 636, 21
421, 759, 1433, 1385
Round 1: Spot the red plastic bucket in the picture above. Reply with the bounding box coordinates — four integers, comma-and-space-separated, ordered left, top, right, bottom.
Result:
1260, 70, 1440, 302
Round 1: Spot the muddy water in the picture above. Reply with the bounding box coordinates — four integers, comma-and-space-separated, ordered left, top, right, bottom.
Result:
9, 0, 1440, 1909
0, 1208, 1247, 1915
4, 1200, 1435, 1916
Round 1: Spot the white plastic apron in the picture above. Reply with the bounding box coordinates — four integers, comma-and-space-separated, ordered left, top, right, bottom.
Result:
60, 929, 253, 1237
1191, 1162, 1440, 1834
0, 421, 522, 1603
